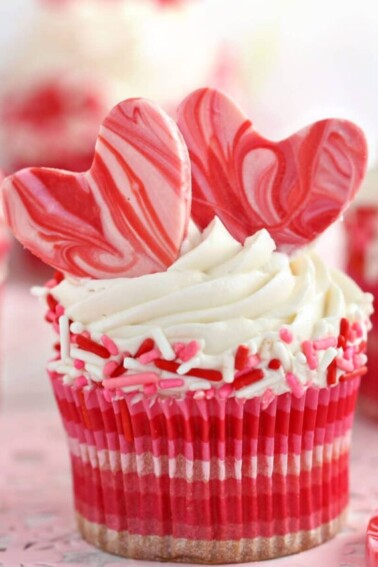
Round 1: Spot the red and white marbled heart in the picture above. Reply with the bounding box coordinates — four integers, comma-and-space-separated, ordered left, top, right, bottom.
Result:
2, 98, 191, 278
177, 88, 368, 251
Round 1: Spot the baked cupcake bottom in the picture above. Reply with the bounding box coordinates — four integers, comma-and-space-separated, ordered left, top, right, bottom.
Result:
52, 373, 360, 563
76, 511, 346, 563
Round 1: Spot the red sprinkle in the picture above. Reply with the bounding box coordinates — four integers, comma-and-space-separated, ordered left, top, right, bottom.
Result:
358, 341, 367, 354
233, 368, 264, 391
338, 318, 350, 348
340, 366, 368, 382
76, 335, 111, 359
327, 359, 337, 386
235, 345, 250, 371
153, 359, 222, 382
111, 363, 128, 378
46, 294, 58, 312
135, 338, 155, 358
154, 359, 179, 373
268, 358, 282, 370
54, 270, 64, 284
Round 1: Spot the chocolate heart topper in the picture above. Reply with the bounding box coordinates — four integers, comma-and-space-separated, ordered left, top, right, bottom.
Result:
2, 98, 192, 279
1, 89, 368, 279
177, 88, 368, 252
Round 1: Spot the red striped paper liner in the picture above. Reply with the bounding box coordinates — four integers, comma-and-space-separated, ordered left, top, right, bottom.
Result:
50, 372, 360, 563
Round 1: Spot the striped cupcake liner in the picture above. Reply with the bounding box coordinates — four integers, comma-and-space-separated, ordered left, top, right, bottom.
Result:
51, 372, 360, 563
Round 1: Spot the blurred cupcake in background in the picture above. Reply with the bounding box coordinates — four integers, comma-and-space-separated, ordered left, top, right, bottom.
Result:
0, 0, 221, 174
345, 167, 378, 420
0, 0, 224, 278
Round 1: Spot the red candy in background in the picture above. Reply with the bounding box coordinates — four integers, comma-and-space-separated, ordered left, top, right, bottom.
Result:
177, 88, 368, 252
367, 514, 378, 567
0, 76, 106, 174
2, 98, 191, 279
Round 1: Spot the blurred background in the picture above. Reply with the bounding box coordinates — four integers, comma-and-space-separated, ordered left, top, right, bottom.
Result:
1, 0, 378, 410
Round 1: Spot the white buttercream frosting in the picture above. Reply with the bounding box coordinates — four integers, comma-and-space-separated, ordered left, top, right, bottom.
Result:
49, 218, 373, 400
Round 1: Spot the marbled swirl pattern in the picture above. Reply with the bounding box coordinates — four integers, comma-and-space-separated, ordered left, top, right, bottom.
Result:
177, 88, 368, 251
2, 98, 191, 278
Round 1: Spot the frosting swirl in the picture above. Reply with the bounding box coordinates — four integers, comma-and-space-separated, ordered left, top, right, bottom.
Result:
49, 218, 373, 398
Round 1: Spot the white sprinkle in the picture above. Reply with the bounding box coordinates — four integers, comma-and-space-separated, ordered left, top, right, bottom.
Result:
85, 363, 104, 382
31, 286, 48, 297
177, 356, 201, 375
47, 361, 79, 378
273, 342, 291, 371
319, 348, 338, 372
193, 390, 206, 399
123, 357, 152, 372
70, 321, 85, 334
151, 328, 175, 361
59, 315, 70, 361
249, 340, 258, 355
222, 354, 235, 383
122, 385, 140, 393
131, 393, 144, 405
295, 352, 307, 365
188, 380, 212, 391
70, 347, 107, 366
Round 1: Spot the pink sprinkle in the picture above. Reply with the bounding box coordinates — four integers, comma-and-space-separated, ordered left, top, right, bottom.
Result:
101, 335, 119, 356
261, 388, 275, 410
353, 353, 367, 369
45, 278, 57, 289
179, 340, 201, 362
103, 389, 114, 403
104, 360, 120, 377
138, 348, 161, 365
247, 354, 261, 368
285, 373, 304, 398
144, 383, 158, 395
159, 378, 185, 390
352, 322, 364, 338
56, 305, 65, 317
103, 373, 159, 390
218, 384, 233, 399
73, 359, 85, 370
302, 341, 318, 370
206, 388, 215, 400
312, 337, 337, 350
280, 328, 293, 344
75, 375, 88, 388
45, 310, 55, 323
344, 347, 355, 361
336, 358, 354, 372
173, 342, 185, 357
82, 331, 90, 339
348, 329, 357, 343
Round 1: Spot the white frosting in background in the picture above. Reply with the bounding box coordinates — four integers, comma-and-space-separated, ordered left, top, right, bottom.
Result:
50, 218, 373, 399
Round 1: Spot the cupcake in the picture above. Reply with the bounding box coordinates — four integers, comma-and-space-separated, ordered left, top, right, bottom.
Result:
1, 89, 373, 563
344, 167, 378, 419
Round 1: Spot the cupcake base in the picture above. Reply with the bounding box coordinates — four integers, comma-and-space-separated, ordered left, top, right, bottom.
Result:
52, 373, 360, 563
76, 511, 346, 563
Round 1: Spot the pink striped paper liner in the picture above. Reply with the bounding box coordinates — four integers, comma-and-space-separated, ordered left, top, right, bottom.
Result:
50, 372, 360, 563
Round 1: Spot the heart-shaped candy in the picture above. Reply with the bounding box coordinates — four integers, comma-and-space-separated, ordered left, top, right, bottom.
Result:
2, 98, 191, 278
177, 88, 368, 251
